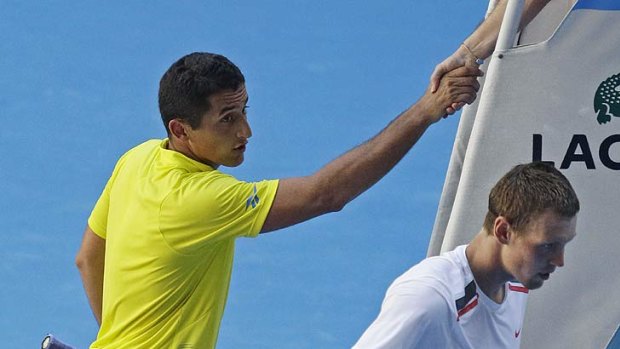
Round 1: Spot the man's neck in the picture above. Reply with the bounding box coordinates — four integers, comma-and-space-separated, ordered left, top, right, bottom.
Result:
166, 138, 219, 169
465, 231, 512, 304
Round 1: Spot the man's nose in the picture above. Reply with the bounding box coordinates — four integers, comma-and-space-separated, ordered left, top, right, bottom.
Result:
550, 249, 565, 268
238, 116, 252, 139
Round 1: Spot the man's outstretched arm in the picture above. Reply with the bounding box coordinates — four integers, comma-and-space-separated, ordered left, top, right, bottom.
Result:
76, 225, 105, 325
261, 66, 482, 233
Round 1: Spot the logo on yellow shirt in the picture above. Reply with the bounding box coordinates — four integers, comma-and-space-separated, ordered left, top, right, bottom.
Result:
245, 185, 260, 209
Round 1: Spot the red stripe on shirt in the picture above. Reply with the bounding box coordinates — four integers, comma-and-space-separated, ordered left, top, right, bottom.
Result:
508, 284, 529, 293
457, 295, 479, 320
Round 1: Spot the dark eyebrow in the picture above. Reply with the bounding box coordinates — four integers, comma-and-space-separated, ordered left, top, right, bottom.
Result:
219, 96, 249, 116
219, 105, 236, 115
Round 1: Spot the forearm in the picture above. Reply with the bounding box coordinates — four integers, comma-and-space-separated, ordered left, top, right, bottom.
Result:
313, 67, 482, 209
464, 0, 551, 59
314, 103, 433, 210
76, 226, 106, 325
78, 263, 104, 325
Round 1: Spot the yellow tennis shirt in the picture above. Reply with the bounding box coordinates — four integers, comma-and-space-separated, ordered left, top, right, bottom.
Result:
88, 139, 278, 349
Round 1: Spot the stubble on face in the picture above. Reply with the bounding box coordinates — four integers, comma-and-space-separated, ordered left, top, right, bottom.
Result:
186, 85, 250, 168
505, 211, 577, 290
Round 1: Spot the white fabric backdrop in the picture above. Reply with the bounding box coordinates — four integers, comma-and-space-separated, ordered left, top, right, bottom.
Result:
429, 2, 620, 347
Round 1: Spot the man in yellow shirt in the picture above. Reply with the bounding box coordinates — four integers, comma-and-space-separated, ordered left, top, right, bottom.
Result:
76, 52, 481, 348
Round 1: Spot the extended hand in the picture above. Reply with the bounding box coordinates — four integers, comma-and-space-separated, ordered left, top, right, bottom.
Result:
419, 65, 483, 124
430, 44, 483, 114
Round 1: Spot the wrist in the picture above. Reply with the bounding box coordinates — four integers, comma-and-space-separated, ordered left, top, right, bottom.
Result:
460, 42, 484, 65
407, 100, 439, 127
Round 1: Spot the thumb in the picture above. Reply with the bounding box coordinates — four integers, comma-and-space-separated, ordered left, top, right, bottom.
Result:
430, 65, 446, 93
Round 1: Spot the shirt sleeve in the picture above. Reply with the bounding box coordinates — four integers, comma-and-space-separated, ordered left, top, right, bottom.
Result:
353, 283, 455, 349
159, 172, 279, 253
87, 153, 129, 239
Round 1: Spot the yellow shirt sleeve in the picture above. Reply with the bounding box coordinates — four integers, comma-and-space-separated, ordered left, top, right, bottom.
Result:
88, 153, 129, 239
159, 172, 278, 254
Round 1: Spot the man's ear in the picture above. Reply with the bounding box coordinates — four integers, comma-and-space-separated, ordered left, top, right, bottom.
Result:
169, 119, 189, 140
493, 216, 512, 245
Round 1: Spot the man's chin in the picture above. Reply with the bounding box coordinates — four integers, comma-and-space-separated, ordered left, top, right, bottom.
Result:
223, 158, 244, 168
522, 278, 544, 290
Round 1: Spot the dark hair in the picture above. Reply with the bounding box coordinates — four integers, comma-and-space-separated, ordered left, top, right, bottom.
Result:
483, 162, 580, 233
158, 52, 245, 133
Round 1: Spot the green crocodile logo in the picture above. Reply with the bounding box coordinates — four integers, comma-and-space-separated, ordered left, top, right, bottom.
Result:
595, 73, 620, 124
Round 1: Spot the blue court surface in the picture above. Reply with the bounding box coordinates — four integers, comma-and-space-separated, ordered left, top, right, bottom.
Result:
1, 1, 488, 348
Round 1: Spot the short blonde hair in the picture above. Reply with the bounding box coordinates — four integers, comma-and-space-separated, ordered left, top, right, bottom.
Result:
483, 162, 580, 234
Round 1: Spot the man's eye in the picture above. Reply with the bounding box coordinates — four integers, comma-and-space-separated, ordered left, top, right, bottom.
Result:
221, 115, 233, 123
541, 243, 554, 250
243, 105, 250, 114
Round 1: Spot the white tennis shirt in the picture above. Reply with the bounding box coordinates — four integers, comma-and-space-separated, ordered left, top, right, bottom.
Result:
353, 245, 529, 348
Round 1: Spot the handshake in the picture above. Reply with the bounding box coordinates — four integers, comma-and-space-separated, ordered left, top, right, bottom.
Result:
418, 43, 486, 124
